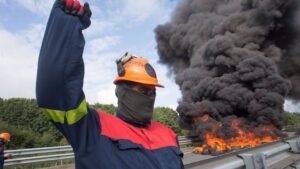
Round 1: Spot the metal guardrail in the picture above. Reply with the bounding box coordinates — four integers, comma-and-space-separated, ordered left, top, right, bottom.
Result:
183, 136, 300, 169
283, 125, 300, 132
6, 146, 72, 156
4, 148, 74, 166
4, 136, 193, 166
5, 153, 74, 166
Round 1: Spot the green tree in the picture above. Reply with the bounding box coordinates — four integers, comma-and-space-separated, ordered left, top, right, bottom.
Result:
284, 111, 300, 125
153, 107, 182, 134
90, 103, 116, 115
0, 98, 64, 147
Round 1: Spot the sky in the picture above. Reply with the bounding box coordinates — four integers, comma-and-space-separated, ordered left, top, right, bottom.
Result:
0, 0, 299, 113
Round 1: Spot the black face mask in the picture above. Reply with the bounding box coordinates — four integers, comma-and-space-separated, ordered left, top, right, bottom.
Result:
116, 84, 156, 126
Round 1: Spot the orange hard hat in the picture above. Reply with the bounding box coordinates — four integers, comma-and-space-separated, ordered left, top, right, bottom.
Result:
0, 133, 10, 142
114, 52, 164, 87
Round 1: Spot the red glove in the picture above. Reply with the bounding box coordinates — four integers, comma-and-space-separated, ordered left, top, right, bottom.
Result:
59, 0, 92, 18
57, 0, 92, 28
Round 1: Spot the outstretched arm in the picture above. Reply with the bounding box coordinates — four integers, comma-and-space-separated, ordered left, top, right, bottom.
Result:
36, 0, 97, 150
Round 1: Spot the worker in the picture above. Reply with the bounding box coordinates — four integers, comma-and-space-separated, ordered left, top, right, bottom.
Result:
36, 0, 184, 168
0, 133, 12, 169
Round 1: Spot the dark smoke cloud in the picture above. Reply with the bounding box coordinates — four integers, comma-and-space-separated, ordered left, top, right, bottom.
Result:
155, 0, 298, 135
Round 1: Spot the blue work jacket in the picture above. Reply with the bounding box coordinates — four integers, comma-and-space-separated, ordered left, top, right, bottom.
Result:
36, 1, 184, 169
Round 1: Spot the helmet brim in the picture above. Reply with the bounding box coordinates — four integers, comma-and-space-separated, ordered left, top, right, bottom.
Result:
113, 78, 164, 88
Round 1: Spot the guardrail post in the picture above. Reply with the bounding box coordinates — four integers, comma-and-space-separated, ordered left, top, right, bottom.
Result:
286, 140, 300, 153
239, 153, 267, 169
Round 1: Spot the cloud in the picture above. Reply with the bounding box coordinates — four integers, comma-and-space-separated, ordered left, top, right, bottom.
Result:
88, 36, 121, 54
119, 0, 166, 22
13, 0, 53, 16
152, 62, 181, 108
20, 24, 45, 49
284, 100, 300, 113
97, 85, 118, 105
90, 0, 172, 30
71, 0, 173, 44
0, 24, 44, 99
83, 35, 121, 105
85, 19, 115, 36
83, 51, 120, 105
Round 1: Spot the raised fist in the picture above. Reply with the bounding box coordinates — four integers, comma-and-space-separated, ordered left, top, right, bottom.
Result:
55, 0, 92, 28
59, 0, 92, 18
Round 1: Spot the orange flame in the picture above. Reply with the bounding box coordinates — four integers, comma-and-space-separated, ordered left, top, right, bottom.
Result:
192, 116, 281, 154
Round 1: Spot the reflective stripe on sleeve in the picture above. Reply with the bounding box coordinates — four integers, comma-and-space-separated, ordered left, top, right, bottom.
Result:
66, 99, 88, 125
41, 108, 65, 124
40, 99, 88, 125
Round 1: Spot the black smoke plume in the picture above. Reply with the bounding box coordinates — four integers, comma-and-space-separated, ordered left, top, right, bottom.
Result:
155, 0, 299, 140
